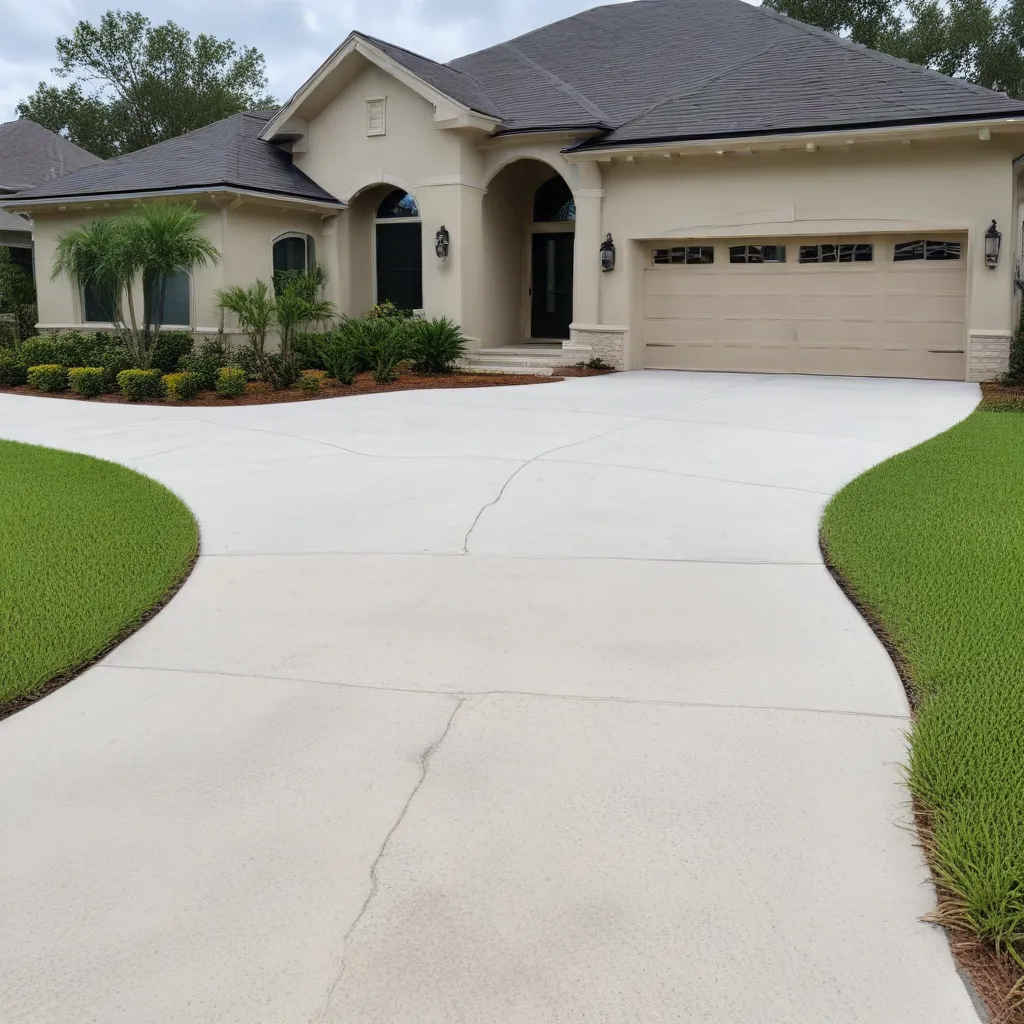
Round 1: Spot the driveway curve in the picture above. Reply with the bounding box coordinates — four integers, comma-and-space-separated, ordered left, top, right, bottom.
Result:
0, 371, 980, 1023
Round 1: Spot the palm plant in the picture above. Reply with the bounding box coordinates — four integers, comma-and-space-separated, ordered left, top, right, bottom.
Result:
52, 201, 219, 368
216, 280, 275, 379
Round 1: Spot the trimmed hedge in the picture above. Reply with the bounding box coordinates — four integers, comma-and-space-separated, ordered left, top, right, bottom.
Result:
116, 368, 163, 402
215, 366, 247, 397
0, 350, 28, 387
162, 371, 201, 402
68, 367, 106, 398
27, 364, 68, 392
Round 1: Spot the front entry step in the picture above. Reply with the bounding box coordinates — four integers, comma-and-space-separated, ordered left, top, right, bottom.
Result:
462, 346, 568, 375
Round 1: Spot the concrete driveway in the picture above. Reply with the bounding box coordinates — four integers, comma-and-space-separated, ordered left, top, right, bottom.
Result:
0, 371, 980, 1023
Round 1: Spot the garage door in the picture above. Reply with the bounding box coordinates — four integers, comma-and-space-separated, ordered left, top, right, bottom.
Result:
642, 235, 967, 379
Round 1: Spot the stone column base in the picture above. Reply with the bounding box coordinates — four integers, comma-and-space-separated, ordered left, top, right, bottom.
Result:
967, 332, 1011, 382
567, 324, 630, 370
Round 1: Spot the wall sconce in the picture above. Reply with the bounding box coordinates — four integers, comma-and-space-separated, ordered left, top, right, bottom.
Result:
600, 233, 616, 272
985, 219, 1001, 269
435, 225, 450, 261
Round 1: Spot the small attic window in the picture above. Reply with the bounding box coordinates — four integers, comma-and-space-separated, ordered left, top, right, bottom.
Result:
367, 98, 386, 136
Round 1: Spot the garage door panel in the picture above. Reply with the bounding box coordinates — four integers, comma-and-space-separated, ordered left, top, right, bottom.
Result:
641, 235, 966, 380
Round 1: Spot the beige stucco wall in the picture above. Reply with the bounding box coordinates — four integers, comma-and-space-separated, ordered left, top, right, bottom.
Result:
593, 138, 1017, 371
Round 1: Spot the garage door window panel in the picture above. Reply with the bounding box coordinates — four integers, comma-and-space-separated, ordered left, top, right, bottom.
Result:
893, 240, 962, 262
799, 243, 873, 264
729, 244, 786, 264
652, 246, 714, 265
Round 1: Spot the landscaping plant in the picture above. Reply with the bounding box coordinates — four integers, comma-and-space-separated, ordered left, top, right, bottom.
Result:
67, 367, 106, 397
318, 321, 366, 384
216, 280, 275, 379
0, 350, 28, 387
369, 321, 408, 384
52, 201, 218, 369
179, 337, 233, 389
116, 368, 163, 401
296, 369, 327, 393
408, 316, 466, 374
215, 365, 247, 397
822, 412, 1024, 987
27, 364, 68, 392
151, 331, 194, 373
162, 371, 201, 402
0, 439, 197, 706
0, 246, 37, 346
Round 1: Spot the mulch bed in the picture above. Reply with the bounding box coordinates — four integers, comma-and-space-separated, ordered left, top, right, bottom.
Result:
980, 382, 1024, 411
822, 534, 1024, 1023
0, 369, 567, 406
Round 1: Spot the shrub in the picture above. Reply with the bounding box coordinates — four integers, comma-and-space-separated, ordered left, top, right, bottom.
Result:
116, 368, 163, 402
0, 349, 28, 387
179, 337, 232, 390
68, 367, 106, 398
265, 351, 302, 390
19, 335, 60, 367
27, 364, 68, 392
319, 326, 362, 385
216, 365, 247, 397
21, 331, 104, 369
366, 300, 413, 320
296, 369, 328, 393
162, 371, 201, 402
293, 331, 329, 371
1002, 306, 1024, 386
409, 316, 466, 374
151, 331, 194, 373
585, 356, 613, 371
98, 347, 135, 393
371, 328, 408, 384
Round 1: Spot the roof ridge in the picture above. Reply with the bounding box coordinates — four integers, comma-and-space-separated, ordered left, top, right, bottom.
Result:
752, 0, 1006, 101
498, 43, 611, 126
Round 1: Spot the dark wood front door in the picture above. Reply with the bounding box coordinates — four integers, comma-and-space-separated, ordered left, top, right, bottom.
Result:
376, 222, 423, 312
531, 232, 574, 339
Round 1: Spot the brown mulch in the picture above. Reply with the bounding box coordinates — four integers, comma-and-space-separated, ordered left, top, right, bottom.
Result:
0, 369, 562, 406
557, 365, 616, 378
822, 534, 1024, 1023
980, 381, 1024, 411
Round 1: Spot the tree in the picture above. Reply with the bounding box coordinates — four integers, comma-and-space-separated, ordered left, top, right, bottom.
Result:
763, 0, 1024, 99
0, 248, 38, 345
17, 11, 275, 159
52, 201, 220, 367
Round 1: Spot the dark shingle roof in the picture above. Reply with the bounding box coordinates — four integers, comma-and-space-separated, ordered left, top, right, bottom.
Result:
0, 119, 100, 192
8, 111, 341, 204
446, 0, 1024, 144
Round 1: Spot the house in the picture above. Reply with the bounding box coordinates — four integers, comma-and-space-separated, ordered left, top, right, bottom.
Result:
5, 0, 1024, 381
0, 119, 100, 278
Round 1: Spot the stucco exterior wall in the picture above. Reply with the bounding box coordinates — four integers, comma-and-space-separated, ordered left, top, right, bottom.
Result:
594, 138, 1017, 372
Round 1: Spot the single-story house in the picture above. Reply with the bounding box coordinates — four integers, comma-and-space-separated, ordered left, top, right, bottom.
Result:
0, 119, 100, 277
5, 0, 1024, 381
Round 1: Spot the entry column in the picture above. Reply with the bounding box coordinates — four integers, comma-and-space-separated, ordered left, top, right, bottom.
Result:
568, 162, 605, 360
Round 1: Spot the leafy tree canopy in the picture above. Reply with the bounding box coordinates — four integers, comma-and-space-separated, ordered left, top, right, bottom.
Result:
16, 10, 276, 159
763, 0, 1024, 100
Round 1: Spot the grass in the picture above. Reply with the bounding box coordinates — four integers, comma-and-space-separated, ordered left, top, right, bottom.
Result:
0, 440, 198, 709
822, 410, 1024, 974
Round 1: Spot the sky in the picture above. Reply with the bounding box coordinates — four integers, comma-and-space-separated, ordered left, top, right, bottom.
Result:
0, 0, 665, 123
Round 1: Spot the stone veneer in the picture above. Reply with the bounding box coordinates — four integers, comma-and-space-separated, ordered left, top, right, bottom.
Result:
967, 332, 1011, 382
567, 324, 630, 370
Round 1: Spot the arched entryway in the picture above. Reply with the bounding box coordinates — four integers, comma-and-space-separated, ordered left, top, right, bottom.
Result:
374, 188, 422, 311
481, 160, 575, 347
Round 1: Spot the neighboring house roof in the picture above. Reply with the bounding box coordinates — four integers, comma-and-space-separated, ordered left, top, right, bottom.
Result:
0, 119, 101, 192
443, 0, 1024, 144
0, 208, 30, 233
7, 111, 341, 205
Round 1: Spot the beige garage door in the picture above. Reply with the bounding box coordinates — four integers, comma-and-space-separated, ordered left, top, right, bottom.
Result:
642, 235, 967, 379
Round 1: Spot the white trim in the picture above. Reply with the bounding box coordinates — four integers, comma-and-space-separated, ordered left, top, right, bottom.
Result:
366, 97, 386, 136
3, 186, 345, 212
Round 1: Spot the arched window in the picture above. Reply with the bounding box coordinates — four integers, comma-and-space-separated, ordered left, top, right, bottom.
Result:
533, 176, 575, 223
144, 270, 191, 327
376, 190, 420, 219
273, 233, 316, 277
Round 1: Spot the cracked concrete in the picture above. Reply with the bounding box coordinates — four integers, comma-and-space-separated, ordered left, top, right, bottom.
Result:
0, 370, 981, 1023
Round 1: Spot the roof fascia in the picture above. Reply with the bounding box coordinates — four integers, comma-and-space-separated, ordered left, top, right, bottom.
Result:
1, 186, 346, 213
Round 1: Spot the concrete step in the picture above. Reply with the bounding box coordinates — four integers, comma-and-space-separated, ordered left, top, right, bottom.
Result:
475, 346, 565, 358
461, 364, 556, 377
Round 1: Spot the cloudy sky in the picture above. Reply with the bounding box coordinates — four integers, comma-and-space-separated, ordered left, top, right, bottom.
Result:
0, 0, 679, 122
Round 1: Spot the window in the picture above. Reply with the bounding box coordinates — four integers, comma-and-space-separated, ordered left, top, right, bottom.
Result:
798, 242, 873, 263
83, 280, 117, 323
893, 239, 962, 262
375, 190, 420, 219
273, 233, 316, 277
729, 244, 786, 264
652, 246, 715, 265
144, 270, 190, 327
367, 98, 386, 136
6, 245, 33, 276
533, 176, 576, 222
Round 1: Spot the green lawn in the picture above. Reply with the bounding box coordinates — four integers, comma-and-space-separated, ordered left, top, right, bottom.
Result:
0, 441, 198, 708
822, 410, 1024, 967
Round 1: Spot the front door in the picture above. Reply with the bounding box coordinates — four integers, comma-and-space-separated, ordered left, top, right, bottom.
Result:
531, 232, 574, 339
376, 222, 423, 312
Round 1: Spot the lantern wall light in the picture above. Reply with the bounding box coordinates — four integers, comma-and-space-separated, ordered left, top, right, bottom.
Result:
600, 233, 616, 272
435, 225, 450, 261
985, 219, 1001, 269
